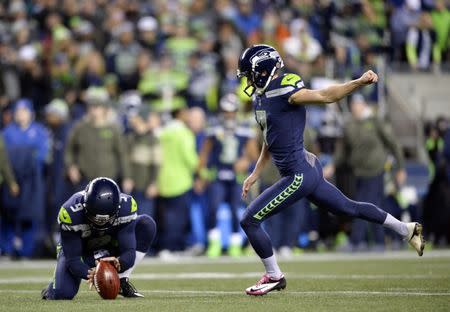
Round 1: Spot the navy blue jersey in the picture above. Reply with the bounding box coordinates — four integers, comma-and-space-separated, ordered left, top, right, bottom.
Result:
206, 124, 255, 181
253, 73, 306, 176
57, 191, 137, 259
56, 191, 138, 279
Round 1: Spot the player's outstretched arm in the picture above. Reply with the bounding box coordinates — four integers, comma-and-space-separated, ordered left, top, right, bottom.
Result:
288, 70, 378, 105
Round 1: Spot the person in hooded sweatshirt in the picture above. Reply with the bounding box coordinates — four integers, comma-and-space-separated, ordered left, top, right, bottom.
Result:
2, 98, 49, 258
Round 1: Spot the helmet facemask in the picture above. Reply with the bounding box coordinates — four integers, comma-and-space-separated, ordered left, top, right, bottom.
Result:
85, 210, 119, 229
83, 177, 121, 230
237, 46, 284, 97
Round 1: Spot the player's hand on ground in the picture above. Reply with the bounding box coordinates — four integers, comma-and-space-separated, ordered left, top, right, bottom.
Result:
358, 70, 378, 85
99, 257, 121, 272
242, 173, 258, 199
87, 267, 96, 290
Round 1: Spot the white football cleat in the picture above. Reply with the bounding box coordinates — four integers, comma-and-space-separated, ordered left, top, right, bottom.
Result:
245, 274, 286, 296
405, 222, 425, 256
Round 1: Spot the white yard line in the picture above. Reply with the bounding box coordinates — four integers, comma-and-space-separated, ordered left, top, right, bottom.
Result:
0, 289, 449, 297
0, 272, 448, 284
1, 250, 450, 270
142, 290, 450, 297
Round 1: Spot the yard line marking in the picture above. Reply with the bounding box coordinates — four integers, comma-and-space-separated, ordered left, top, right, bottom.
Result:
1, 250, 449, 269
141, 290, 450, 297
0, 273, 448, 284
0, 289, 449, 297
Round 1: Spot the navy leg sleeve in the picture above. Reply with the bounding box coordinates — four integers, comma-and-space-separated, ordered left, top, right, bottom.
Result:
135, 214, 157, 253
240, 174, 312, 259
46, 251, 81, 300
308, 178, 388, 224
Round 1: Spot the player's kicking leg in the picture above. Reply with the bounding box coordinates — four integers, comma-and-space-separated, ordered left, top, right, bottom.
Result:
240, 174, 307, 295
118, 215, 157, 298
308, 178, 425, 256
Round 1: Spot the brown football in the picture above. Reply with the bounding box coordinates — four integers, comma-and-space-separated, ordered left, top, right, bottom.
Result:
93, 261, 120, 300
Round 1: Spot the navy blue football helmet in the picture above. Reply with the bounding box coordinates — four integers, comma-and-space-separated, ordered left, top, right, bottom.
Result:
83, 177, 121, 228
237, 44, 284, 97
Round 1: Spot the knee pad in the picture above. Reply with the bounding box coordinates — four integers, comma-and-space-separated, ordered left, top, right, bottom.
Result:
135, 215, 157, 253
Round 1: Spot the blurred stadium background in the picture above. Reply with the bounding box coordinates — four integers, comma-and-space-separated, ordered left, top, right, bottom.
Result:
0, 0, 449, 262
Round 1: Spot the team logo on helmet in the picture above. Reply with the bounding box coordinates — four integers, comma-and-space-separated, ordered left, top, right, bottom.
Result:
237, 44, 284, 97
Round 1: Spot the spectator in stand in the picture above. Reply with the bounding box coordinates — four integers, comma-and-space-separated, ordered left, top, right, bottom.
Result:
186, 45, 219, 112
2, 99, 49, 258
64, 87, 133, 193
283, 18, 322, 76
233, 0, 261, 43
157, 108, 198, 256
390, 0, 433, 69
260, 9, 290, 49
0, 134, 19, 198
17, 44, 51, 115
44, 99, 71, 236
189, 107, 208, 254
127, 107, 161, 217
431, 0, 450, 71
105, 22, 142, 90
165, 20, 198, 71
75, 49, 107, 90
137, 16, 163, 56
138, 53, 189, 114
50, 27, 79, 98
324, 94, 406, 251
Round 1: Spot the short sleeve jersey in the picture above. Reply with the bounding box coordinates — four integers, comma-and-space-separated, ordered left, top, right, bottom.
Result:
57, 191, 138, 256
253, 73, 307, 176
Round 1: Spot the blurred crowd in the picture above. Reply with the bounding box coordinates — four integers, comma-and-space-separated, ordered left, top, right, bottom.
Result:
0, 0, 449, 259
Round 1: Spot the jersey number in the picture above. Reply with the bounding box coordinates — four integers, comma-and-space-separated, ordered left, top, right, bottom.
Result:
70, 203, 84, 212
219, 135, 239, 164
255, 110, 268, 144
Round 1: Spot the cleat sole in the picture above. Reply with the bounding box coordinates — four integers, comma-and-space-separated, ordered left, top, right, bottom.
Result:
414, 223, 425, 257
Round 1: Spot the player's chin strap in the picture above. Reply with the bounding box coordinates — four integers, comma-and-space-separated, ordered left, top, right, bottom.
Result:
255, 65, 279, 96
256, 66, 278, 95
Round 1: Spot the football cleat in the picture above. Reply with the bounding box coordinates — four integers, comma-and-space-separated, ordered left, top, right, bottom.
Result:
406, 222, 425, 256
245, 274, 286, 296
41, 287, 49, 300
119, 278, 144, 298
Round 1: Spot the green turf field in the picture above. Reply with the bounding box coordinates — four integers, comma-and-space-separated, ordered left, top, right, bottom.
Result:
0, 250, 449, 312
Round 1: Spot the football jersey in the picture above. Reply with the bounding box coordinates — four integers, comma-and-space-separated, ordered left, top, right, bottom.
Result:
57, 191, 137, 256
253, 73, 306, 176
206, 124, 255, 181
